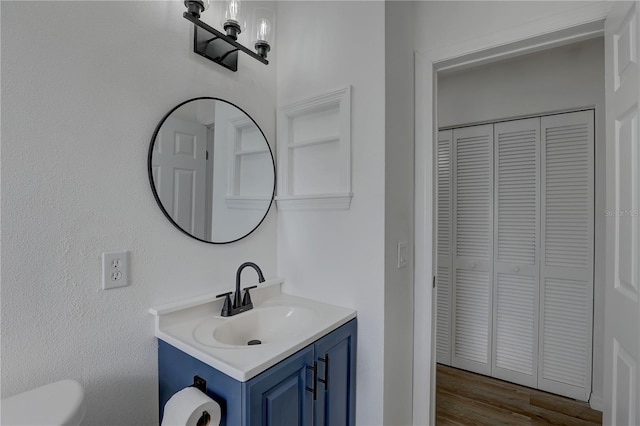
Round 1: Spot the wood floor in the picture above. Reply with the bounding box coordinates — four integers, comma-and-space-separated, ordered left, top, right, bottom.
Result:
436, 364, 602, 426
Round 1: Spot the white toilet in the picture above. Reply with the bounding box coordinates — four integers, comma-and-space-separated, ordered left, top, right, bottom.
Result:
1, 379, 85, 426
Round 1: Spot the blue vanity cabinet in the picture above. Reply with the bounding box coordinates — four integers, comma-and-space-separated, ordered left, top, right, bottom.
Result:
313, 319, 357, 426
245, 345, 315, 425
158, 319, 356, 426
245, 319, 357, 426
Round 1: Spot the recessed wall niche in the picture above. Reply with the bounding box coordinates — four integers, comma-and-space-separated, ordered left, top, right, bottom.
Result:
276, 87, 352, 210
225, 114, 273, 209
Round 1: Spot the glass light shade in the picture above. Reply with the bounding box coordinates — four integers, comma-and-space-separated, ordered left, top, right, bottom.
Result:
252, 7, 275, 45
256, 18, 271, 42
222, 0, 245, 29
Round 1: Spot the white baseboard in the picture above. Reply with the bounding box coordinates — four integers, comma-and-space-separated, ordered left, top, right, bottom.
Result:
589, 392, 603, 412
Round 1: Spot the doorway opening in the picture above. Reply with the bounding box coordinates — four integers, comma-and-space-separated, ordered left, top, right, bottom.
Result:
432, 37, 606, 424
412, 10, 612, 425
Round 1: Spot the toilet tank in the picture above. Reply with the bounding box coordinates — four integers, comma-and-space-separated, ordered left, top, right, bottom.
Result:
1, 379, 86, 426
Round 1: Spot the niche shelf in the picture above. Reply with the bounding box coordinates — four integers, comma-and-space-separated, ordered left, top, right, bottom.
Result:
276, 86, 352, 210
225, 114, 273, 210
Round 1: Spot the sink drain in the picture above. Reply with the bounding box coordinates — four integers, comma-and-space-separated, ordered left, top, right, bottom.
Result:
247, 339, 262, 345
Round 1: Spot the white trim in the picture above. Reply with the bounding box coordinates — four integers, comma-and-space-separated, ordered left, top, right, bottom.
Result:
287, 135, 340, 149
234, 147, 269, 155
275, 192, 353, 210
436, 21, 604, 75
590, 391, 604, 412
418, 2, 612, 68
224, 195, 272, 210
413, 50, 435, 426
279, 87, 350, 116
413, 3, 612, 424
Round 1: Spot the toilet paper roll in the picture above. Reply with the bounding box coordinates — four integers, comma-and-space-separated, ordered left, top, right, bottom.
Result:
161, 387, 221, 426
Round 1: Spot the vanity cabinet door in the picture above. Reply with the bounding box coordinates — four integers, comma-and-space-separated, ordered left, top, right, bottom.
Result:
245, 346, 314, 426
313, 320, 357, 426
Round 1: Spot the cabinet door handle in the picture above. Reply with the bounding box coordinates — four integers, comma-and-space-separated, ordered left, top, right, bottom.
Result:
318, 354, 329, 389
306, 362, 317, 400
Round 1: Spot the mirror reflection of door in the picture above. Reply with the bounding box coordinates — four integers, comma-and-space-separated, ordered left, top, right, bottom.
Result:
152, 116, 208, 240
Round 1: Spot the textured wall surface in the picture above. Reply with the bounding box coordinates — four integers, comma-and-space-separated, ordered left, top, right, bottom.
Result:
275, 2, 386, 425
1, 2, 277, 424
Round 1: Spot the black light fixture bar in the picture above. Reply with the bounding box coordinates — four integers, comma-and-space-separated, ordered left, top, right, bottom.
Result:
183, 12, 268, 72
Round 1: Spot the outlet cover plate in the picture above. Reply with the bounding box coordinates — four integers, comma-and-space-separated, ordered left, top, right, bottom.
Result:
102, 251, 129, 289
397, 240, 408, 269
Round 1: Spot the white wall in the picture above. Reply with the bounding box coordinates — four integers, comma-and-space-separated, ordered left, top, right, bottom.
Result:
275, 2, 386, 425
438, 37, 604, 127
384, 2, 415, 425
437, 36, 605, 408
415, 1, 603, 54
1, 2, 277, 424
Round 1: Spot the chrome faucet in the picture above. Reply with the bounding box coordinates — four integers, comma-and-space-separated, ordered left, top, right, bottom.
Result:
216, 262, 265, 317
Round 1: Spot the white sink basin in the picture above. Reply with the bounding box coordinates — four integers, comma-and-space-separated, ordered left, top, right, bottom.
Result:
194, 306, 319, 347
149, 279, 356, 381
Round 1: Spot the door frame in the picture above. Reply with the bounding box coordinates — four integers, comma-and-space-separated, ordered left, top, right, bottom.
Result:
412, 3, 613, 425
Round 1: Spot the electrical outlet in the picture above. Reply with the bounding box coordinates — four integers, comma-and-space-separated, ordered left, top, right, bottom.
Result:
102, 251, 129, 290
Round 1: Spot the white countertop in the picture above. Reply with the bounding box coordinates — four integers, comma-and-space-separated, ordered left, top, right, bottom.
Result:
149, 279, 356, 382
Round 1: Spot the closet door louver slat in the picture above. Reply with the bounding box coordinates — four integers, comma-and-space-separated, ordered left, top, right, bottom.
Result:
452, 124, 494, 376
492, 118, 540, 388
436, 130, 453, 365
539, 111, 594, 401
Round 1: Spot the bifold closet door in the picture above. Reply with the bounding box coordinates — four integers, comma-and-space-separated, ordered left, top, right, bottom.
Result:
436, 129, 453, 365
491, 118, 540, 388
451, 124, 494, 376
539, 111, 594, 401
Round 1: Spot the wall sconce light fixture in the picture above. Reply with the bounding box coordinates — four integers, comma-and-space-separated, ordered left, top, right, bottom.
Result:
253, 7, 274, 59
183, 0, 273, 72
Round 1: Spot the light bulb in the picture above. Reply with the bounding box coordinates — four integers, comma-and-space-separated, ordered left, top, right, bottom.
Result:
221, 0, 243, 39
225, 0, 240, 23
256, 18, 271, 42
252, 7, 274, 58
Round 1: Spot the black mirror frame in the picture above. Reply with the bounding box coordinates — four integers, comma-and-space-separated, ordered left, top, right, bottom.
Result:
147, 97, 276, 244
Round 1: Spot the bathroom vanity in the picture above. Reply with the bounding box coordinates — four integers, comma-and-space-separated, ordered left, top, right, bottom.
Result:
150, 280, 357, 426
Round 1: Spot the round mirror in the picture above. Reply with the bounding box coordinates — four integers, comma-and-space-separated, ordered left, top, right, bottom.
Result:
148, 98, 275, 244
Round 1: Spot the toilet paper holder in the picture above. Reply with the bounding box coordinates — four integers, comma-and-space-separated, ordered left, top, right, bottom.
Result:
191, 376, 207, 394
191, 376, 213, 426
196, 411, 211, 426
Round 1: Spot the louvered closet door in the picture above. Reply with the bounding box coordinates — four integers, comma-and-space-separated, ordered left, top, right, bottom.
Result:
436, 129, 453, 365
452, 124, 494, 376
491, 118, 540, 388
539, 110, 594, 401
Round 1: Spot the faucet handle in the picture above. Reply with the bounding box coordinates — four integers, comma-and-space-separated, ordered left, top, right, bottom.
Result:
242, 285, 257, 307
216, 291, 233, 317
